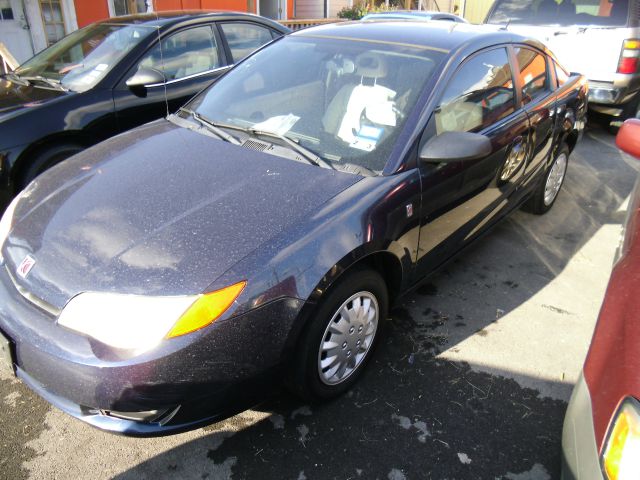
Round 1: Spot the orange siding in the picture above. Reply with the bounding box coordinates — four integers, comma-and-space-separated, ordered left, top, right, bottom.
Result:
201, 0, 250, 12
74, 0, 110, 27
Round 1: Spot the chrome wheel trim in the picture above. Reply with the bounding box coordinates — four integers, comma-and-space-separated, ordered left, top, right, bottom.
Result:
543, 152, 567, 206
317, 291, 379, 386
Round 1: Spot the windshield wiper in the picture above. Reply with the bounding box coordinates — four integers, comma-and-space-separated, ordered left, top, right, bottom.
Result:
184, 109, 241, 145
247, 128, 335, 169
19, 75, 68, 91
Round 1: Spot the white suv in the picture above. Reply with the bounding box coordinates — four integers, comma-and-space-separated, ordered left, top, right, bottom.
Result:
485, 0, 640, 125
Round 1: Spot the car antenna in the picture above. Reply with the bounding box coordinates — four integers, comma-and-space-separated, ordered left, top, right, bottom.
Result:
155, 25, 169, 118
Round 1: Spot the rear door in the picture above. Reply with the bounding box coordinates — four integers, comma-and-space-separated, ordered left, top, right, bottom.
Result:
415, 46, 530, 277
113, 23, 229, 132
512, 45, 557, 190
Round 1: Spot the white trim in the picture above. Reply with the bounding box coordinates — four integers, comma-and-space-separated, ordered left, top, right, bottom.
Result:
60, 0, 77, 32
107, 0, 116, 17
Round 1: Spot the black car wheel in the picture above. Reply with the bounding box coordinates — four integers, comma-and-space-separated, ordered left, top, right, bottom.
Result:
289, 267, 388, 401
20, 143, 84, 188
524, 143, 569, 215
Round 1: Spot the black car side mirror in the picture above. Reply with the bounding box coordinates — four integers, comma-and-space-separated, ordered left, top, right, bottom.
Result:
420, 131, 492, 163
126, 68, 165, 97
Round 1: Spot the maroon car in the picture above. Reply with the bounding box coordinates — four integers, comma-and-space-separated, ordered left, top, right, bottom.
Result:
562, 119, 640, 480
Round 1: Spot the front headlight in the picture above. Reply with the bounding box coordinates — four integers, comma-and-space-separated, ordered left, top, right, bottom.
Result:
57, 281, 246, 351
602, 397, 640, 479
0, 194, 20, 263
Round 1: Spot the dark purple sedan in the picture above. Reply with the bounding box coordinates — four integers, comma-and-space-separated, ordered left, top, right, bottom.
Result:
0, 21, 587, 435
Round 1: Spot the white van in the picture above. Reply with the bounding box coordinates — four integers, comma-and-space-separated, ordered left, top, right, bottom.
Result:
485, 0, 640, 125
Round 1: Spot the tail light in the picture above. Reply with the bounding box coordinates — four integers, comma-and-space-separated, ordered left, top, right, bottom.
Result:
618, 39, 640, 74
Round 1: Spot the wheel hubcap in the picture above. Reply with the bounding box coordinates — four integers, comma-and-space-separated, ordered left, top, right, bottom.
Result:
317, 291, 379, 385
543, 153, 567, 206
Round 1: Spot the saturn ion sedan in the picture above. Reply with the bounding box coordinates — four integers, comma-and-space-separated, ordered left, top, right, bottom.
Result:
0, 21, 587, 436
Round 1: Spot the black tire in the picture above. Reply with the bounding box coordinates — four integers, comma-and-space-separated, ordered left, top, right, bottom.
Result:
288, 268, 388, 402
523, 143, 570, 215
20, 143, 84, 189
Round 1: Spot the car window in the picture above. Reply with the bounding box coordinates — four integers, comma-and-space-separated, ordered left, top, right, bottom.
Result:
514, 47, 550, 104
486, 0, 630, 27
189, 36, 444, 174
138, 25, 220, 82
434, 48, 515, 135
555, 61, 570, 87
220, 22, 274, 63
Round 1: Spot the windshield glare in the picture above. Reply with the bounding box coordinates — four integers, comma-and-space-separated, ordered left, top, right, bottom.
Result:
189, 36, 443, 174
15, 23, 156, 92
487, 0, 630, 26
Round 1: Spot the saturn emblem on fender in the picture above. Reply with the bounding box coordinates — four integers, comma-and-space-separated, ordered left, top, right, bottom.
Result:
17, 255, 36, 279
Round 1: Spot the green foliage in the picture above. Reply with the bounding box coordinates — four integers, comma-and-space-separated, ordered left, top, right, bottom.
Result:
337, 2, 398, 20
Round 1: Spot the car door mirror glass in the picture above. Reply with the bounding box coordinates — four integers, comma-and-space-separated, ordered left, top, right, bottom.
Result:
420, 131, 492, 163
126, 68, 165, 91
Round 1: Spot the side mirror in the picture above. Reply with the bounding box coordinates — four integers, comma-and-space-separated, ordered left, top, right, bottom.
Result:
125, 68, 165, 96
616, 118, 640, 160
420, 131, 492, 163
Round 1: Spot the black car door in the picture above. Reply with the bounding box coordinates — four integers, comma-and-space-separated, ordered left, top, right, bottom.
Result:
512, 45, 558, 192
112, 23, 230, 133
414, 46, 530, 277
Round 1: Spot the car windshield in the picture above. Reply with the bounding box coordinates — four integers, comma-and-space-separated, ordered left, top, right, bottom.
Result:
14, 22, 156, 92
188, 35, 444, 174
487, 0, 630, 26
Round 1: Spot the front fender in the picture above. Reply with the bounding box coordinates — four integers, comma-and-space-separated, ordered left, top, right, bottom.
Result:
213, 169, 423, 315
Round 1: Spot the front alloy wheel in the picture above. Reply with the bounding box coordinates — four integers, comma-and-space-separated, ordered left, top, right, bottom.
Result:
318, 291, 378, 385
288, 268, 388, 401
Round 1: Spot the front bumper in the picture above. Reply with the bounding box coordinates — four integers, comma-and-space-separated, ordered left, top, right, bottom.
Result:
0, 267, 305, 436
561, 372, 603, 480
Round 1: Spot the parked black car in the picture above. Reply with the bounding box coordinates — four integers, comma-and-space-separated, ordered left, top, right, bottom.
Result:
0, 21, 587, 436
0, 11, 289, 210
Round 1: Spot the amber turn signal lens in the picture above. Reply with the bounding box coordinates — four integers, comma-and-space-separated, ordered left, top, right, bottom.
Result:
166, 281, 247, 338
603, 398, 640, 480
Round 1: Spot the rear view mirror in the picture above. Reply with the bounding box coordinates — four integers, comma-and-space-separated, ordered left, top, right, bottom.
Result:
616, 119, 640, 160
420, 131, 492, 163
126, 68, 165, 96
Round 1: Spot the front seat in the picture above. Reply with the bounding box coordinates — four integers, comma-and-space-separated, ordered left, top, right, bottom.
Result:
322, 52, 396, 144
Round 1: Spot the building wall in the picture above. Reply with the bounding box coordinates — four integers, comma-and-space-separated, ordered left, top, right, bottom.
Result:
74, 0, 110, 27
73, 0, 293, 25
294, 0, 322, 18
461, 0, 493, 24
328, 0, 348, 18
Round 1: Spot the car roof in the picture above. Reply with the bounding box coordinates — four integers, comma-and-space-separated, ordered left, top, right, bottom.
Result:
294, 20, 546, 55
97, 10, 289, 31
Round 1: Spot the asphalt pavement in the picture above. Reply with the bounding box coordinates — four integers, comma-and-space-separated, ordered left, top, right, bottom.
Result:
1, 122, 638, 480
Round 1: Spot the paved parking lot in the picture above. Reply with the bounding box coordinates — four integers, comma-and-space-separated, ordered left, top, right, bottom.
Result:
1, 123, 638, 480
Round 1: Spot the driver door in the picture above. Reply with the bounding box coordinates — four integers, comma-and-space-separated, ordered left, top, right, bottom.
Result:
414, 46, 530, 277
112, 23, 228, 133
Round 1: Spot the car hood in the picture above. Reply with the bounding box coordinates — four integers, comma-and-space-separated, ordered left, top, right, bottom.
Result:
0, 76, 67, 119
3, 120, 361, 310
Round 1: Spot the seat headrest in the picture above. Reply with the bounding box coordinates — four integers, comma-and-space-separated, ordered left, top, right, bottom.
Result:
355, 53, 387, 79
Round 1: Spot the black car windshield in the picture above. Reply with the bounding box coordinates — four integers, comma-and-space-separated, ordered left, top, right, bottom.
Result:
189, 35, 444, 174
487, 0, 630, 27
14, 22, 156, 92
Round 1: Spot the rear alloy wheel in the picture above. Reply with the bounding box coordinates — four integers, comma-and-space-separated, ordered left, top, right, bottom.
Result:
523, 144, 569, 215
289, 268, 388, 401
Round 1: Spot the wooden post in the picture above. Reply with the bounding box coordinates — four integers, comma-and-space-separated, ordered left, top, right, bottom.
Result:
0, 43, 19, 72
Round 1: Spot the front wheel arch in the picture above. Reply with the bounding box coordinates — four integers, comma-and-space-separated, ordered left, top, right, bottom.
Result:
12, 135, 88, 191
280, 249, 404, 363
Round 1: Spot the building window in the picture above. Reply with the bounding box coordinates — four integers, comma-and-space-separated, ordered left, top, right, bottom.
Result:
39, 0, 66, 45
0, 0, 14, 20
113, 0, 149, 16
